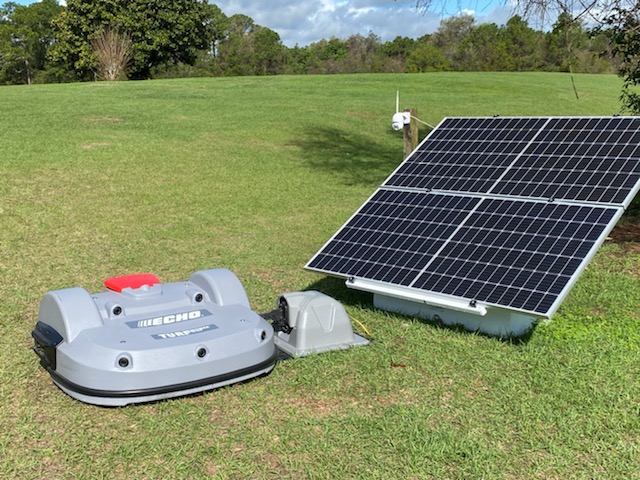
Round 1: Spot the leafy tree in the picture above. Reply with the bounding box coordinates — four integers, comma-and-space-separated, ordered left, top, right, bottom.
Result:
544, 11, 588, 72
430, 14, 475, 69
0, 0, 63, 84
306, 38, 348, 74
152, 2, 228, 78
383, 36, 416, 62
300, 33, 402, 74
606, 4, 640, 112
503, 15, 543, 71
284, 45, 311, 74
215, 14, 286, 76
50, 0, 210, 80
252, 26, 286, 75
406, 41, 449, 72
458, 23, 511, 71
583, 27, 616, 74
216, 14, 256, 76
412, 0, 628, 107
314, 37, 349, 62
341, 32, 384, 73
203, 3, 228, 58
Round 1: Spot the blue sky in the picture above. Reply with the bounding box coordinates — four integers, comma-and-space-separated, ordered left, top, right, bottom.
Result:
10, 0, 513, 47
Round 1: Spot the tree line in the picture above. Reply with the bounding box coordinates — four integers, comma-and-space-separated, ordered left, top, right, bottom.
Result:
0, 0, 627, 86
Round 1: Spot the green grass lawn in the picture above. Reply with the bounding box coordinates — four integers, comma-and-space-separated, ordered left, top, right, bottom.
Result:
1, 72, 639, 479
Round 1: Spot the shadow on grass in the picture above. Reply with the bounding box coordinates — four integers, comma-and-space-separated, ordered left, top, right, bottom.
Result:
303, 276, 372, 307
290, 126, 402, 186
303, 275, 536, 345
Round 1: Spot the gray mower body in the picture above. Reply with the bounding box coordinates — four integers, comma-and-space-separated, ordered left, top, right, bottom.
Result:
32, 269, 277, 406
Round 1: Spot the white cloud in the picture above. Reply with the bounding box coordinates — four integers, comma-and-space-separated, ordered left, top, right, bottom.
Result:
214, 0, 512, 47
22, 0, 512, 46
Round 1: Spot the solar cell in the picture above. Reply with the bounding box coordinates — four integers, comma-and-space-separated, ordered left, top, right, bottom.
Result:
490, 117, 640, 206
384, 117, 548, 193
306, 116, 639, 319
307, 189, 480, 286
411, 199, 618, 315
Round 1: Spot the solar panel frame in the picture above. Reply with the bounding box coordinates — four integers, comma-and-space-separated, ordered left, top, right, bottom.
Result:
306, 116, 640, 319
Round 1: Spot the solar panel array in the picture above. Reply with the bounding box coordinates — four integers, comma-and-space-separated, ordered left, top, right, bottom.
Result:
383, 116, 640, 206
384, 117, 548, 194
307, 117, 640, 317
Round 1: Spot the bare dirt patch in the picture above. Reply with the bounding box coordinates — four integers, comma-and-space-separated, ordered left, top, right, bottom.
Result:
83, 115, 122, 125
282, 397, 343, 418
609, 220, 640, 243
81, 142, 112, 150
607, 219, 640, 254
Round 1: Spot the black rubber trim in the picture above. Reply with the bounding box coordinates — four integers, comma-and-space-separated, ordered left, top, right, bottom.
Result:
32, 321, 64, 370
44, 349, 278, 399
